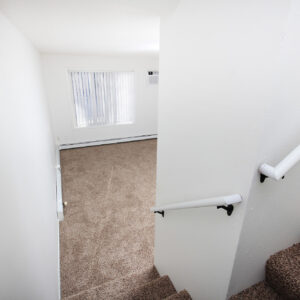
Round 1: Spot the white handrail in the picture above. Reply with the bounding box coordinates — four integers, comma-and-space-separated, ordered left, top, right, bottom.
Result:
150, 194, 242, 215
259, 145, 300, 181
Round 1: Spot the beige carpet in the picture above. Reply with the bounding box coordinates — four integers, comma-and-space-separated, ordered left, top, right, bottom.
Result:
230, 243, 300, 299
59, 139, 157, 299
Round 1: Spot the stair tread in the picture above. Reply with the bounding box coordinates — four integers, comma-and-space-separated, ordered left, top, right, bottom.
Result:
64, 274, 176, 300
62, 266, 159, 300
127, 275, 177, 300
164, 289, 192, 299
266, 243, 300, 299
229, 281, 281, 300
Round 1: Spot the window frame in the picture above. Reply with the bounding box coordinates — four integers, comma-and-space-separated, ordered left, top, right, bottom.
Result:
67, 69, 136, 129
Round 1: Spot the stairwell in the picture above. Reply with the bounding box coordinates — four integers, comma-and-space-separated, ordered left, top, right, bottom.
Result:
59, 140, 192, 300
230, 243, 300, 299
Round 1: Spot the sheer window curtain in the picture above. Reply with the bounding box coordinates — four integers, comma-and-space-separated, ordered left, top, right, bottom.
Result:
70, 71, 135, 128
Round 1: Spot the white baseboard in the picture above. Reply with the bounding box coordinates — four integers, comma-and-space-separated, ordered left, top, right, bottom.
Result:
56, 148, 64, 221
58, 134, 157, 150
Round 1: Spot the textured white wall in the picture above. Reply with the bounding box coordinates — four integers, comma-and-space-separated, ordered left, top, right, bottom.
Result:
228, 1, 300, 296
42, 54, 159, 145
154, 1, 291, 299
0, 12, 59, 300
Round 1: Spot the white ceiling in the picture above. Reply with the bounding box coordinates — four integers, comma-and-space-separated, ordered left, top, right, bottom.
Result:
0, 0, 179, 55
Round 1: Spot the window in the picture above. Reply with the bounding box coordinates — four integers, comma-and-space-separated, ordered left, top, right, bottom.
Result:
70, 71, 135, 128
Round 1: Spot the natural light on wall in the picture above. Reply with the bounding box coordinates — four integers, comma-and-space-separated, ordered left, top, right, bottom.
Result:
70, 71, 135, 128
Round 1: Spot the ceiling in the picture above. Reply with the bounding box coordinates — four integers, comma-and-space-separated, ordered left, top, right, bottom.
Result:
0, 0, 179, 55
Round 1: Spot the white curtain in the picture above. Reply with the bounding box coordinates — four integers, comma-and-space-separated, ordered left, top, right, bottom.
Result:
70, 71, 135, 128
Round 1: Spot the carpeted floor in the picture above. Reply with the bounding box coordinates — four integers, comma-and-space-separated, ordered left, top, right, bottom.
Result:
59, 140, 157, 299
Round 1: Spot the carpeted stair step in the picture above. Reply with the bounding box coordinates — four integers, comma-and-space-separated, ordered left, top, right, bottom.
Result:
164, 289, 192, 299
128, 275, 177, 300
229, 281, 281, 300
266, 243, 300, 299
62, 267, 160, 300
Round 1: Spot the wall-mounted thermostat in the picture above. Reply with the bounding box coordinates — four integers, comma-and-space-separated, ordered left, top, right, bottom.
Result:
148, 71, 159, 84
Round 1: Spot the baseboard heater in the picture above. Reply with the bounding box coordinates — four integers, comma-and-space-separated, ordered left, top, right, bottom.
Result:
59, 134, 157, 150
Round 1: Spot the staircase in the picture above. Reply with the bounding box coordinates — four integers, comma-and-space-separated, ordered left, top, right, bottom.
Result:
230, 243, 300, 299
127, 275, 192, 300
62, 266, 192, 300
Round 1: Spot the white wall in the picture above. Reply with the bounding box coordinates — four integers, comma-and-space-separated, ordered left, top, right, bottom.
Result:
155, 1, 291, 299
42, 54, 159, 145
228, 1, 300, 296
0, 12, 59, 300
